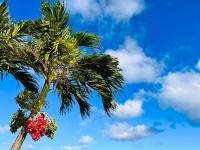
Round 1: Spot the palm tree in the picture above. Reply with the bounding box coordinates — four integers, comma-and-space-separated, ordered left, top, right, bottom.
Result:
11, 1, 124, 149
0, 1, 38, 92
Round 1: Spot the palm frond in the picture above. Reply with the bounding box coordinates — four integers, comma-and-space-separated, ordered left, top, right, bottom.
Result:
56, 79, 91, 117
74, 32, 101, 49
0, 2, 39, 93
71, 54, 124, 115
0, 1, 9, 32
78, 54, 124, 91
41, 0, 70, 32
1, 64, 38, 92
56, 82, 74, 114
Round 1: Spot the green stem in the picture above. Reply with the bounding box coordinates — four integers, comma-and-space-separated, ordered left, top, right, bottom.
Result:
36, 79, 51, 111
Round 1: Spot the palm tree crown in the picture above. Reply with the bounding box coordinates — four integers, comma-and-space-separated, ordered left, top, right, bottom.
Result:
24, 0, 124, 116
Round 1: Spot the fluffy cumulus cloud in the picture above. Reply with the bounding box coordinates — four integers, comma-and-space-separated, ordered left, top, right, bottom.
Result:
60, 146, 81, 150
104, 0, 145, 21
113, 99, 143, 119
105, 122, 156, 141
79, 135, 93, 145
66, 0, 101, 19
0, 125, 9, 134
106, 37, 163, 83
158, 71, 200, 122
66, 0, 145, 21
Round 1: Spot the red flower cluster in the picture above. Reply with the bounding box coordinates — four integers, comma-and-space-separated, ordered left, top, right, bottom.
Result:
26, 113, 48, 141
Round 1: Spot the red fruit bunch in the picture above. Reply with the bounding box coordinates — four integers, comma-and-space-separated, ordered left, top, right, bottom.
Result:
25, 113, 48, 141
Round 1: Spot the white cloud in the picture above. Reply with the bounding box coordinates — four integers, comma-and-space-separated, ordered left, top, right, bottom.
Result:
79, 135, 93, 145
66, 0, 145, 21
158, 71, 200, 122
66, 0, 101, 19
106, 37, 163, 83
0, 125, 9, 134
60, 146, 81, 150
113, 99, 143, 119
105, 122, 155, 141
105, 0, 145, 21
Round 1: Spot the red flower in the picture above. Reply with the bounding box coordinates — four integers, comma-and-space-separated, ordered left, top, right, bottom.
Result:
25, 113, 48, 141
31, 130, 41, 141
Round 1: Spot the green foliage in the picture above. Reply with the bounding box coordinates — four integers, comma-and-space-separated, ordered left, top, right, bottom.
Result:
16, 91, 39, 111
57, 54, 123, 116
74, 32, 101, 49
26, 0, 124, 117
45, 118, 58, 139
10, 110, 27, 133
0, 1, 9, 32
1, 0, 124, 119
0, 1, 38, 92
0, 1, 124, 148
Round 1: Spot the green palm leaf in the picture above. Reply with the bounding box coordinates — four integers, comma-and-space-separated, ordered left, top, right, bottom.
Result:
0, 1, 38, 92
0, 64, 38, 92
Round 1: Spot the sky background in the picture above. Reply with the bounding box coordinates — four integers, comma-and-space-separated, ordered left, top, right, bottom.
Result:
1, 0, 200, 150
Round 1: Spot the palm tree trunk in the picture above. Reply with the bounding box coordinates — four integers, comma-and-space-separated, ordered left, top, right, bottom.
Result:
11, 127, 27, 150
10, 79, 51, 150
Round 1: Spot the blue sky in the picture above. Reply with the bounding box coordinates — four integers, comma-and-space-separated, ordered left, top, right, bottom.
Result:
1, 0, 200, 150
